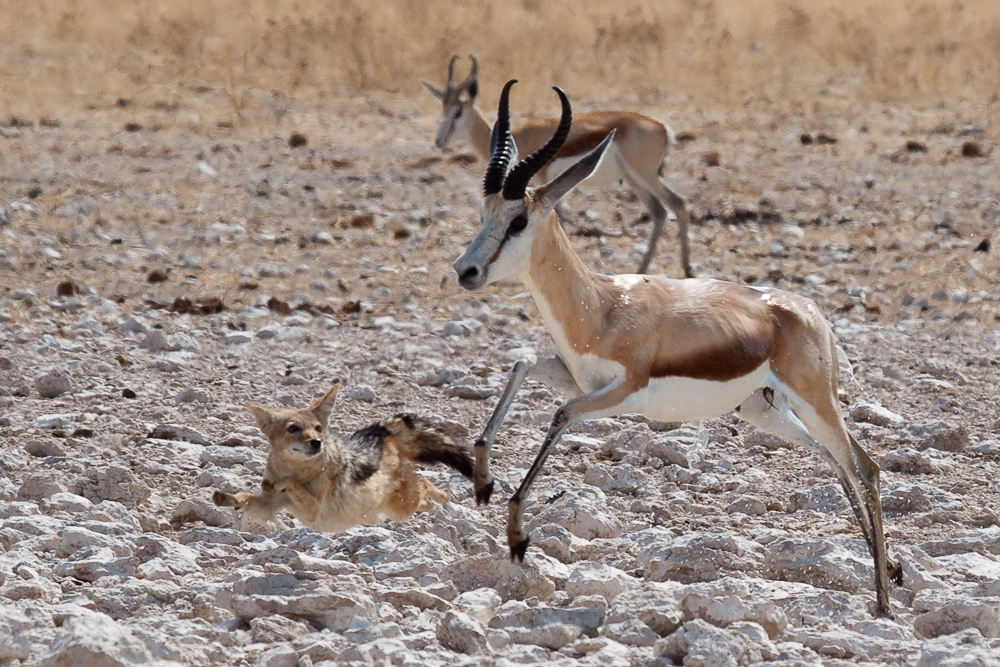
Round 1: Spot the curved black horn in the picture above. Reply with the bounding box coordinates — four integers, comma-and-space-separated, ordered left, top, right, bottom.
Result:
502, 86, 571, 201
446, 55, 459, 88
483, 79, 517, 196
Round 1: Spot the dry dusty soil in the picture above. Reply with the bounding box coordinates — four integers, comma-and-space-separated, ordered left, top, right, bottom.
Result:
2, 90, 1000, 666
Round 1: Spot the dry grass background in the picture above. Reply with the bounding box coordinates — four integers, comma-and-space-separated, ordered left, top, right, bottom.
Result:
2, 0, 999, 118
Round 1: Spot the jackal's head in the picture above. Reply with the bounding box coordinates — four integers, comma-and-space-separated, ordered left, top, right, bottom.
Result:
247, 384, 339, 460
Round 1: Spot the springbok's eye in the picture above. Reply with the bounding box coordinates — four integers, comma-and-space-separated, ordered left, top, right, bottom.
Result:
508, 215, 528, 235
286, 424, 301, 434
454, 107, 464, 119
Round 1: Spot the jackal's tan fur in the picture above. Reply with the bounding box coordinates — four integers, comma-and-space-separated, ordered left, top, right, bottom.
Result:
213, 385, 473, 531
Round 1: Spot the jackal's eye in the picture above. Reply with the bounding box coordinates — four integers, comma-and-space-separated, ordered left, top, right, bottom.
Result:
508, 215, 528, 235
286, 424, 301, 434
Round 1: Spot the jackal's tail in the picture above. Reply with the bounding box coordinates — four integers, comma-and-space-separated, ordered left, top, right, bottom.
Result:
380, 414, 473, 478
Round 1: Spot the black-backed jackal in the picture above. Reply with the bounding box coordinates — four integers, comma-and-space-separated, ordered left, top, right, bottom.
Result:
213, 384, 473, 531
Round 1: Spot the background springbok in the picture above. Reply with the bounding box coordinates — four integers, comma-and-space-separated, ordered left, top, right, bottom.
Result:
424, 55, 693, 277
453, 80, 903, 618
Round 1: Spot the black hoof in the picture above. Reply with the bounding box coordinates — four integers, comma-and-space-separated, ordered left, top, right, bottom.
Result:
875, 604, 895, 620
509, 536, 530, 562
888, 559, 904, 586
475, 480, 495, 506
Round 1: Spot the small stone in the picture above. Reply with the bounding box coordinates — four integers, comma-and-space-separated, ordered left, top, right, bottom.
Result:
35, 369, 73, 398
910, 423, 969, 453
346, 385, 377, 402
917, 628, 1000, 667
176, 386, 210, 403
32, 413, 79, 429
444, 384, 496, 400
148, 423, 208, 445
788, 484, 849, 513
605, 618, 659, 646
38, 611, 153, 666
437, 611, 487, 654
225, 331, 253, 345
726, 496, 766, 515
850, 401, 904, 427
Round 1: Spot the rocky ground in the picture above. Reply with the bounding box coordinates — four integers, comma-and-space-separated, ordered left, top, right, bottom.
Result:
1, 89, 1000, 666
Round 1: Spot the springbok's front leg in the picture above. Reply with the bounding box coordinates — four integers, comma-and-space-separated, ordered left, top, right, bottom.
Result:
472, 355, 579, 505
508, 379, 632, 560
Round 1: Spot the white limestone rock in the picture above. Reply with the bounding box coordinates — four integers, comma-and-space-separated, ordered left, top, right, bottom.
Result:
448, 551, 568, 601
634, 528, 764, 583
453, 588, 503, 625
761, 536, 872, 593
38, 610, 171, 667
489, 600, 604, 637
606, 584, 684, 637
436, 610, 487, 654
913, 592, 1000, 638
655, 618, 762, 666
564, 562, 639, 603
917, 628, 1000, 667
229, 571, 375, 631
526, 486, 623, 540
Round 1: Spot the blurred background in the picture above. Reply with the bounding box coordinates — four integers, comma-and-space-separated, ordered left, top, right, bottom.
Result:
2, 0, 999, 119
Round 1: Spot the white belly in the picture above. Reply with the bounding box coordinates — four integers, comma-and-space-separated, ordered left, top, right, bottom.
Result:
622, 362, 770, 422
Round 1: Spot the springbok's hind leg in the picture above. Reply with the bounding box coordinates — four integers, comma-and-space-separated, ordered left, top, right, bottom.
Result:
739, 388, 898, 617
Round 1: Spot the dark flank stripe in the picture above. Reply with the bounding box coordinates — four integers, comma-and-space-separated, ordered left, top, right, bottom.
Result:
649, 329, 774, 382
345, 423, 388, 484
350, 461, 380, 484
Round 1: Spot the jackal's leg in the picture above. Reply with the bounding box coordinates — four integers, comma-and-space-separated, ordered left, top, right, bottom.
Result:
213, 489, 286, 523
275, 480, 321, 525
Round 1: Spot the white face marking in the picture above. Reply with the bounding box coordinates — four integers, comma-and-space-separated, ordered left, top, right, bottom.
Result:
454, 197, 536, 289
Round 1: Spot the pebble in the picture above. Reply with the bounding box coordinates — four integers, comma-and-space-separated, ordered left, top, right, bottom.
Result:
35, 369, 73, 398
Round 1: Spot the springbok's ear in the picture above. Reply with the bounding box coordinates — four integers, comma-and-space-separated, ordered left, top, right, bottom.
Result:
467, 80, 479, 100
536, 130, 616, 209
309, 384, 340, 429
421, 80, 446, 100
246, 402, 272, 429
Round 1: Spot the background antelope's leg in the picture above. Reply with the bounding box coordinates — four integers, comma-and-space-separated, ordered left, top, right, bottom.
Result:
636, 195, 667, 275
739, 388, 894, 617
508, 379, 631, 560
658, 184, 693, 279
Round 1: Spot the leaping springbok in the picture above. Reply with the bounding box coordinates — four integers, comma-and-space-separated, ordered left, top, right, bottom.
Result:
424, 55, 692, 277
453, 80, 902, 618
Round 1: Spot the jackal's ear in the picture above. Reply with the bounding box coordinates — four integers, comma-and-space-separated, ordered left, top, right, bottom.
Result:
310, 384, 340, 429
246, 402, 272, 429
